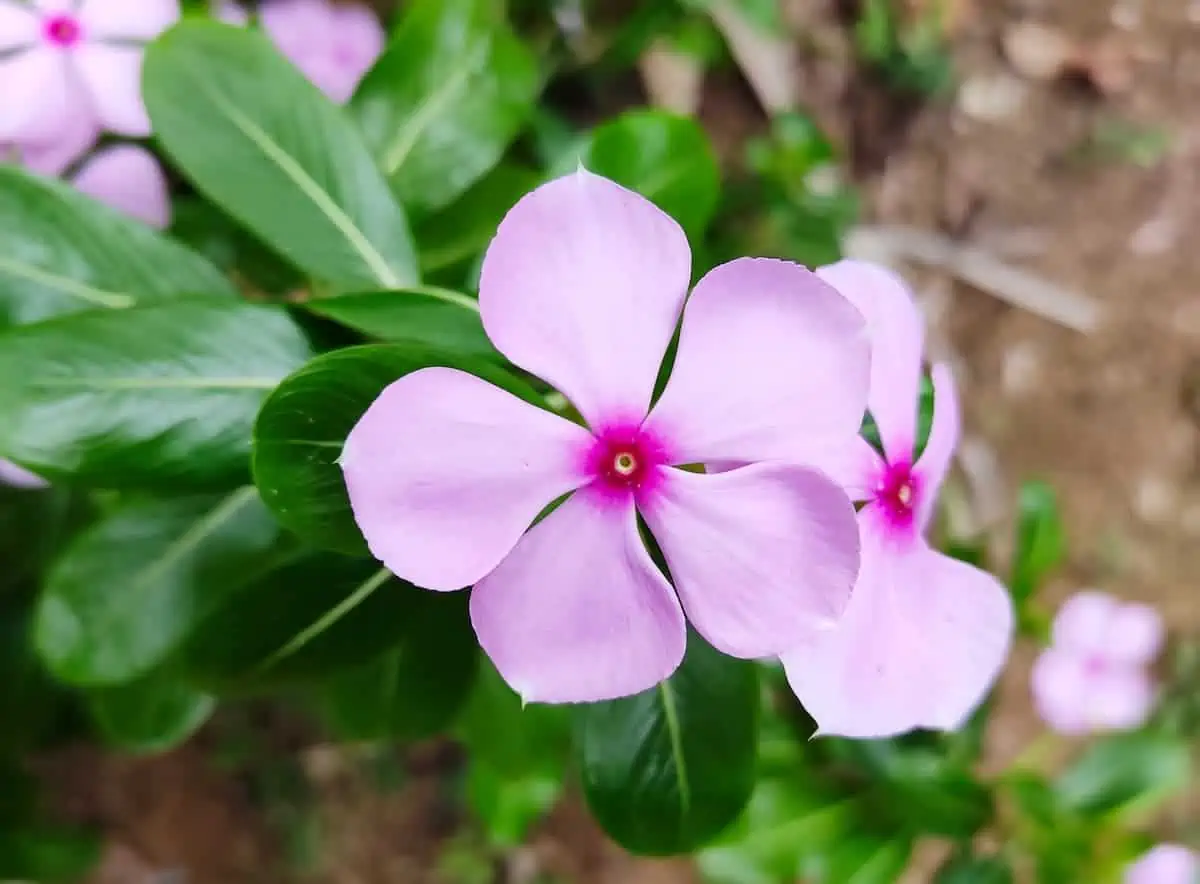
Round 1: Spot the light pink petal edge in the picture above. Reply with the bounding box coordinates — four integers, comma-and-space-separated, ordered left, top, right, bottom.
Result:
78, 0, 180, 41
72, 144, 171, 228
73, 43, 151, 137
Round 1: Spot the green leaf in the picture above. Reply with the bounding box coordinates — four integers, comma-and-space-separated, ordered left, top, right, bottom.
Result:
180, 557, 426, 690
1010, 481, 1064, 606
1056, 731, 1192, 821
0, 300, 312, 488
576, 631, 758, 855
464, 761, 561, 849
0, 827, 101, 883
316, 589, 478, 740
583, 110, 721, 239
35, 489, 282, 685
252, 343, 542, 554
352, 0, 540, 214
0, 167, 235, 328
811, 835, 913, 884
934, 853, 1015, 884
0, 598, 70, 753
88, 673, 215, 754
303, 289, 498, 360
145, 22, 418, 289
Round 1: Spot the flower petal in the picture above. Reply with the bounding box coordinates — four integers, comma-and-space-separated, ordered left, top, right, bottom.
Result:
18, 105, 99, 176
640, 463, 859, 659
0, 1, 38, 52
1030, 648, 1092, 735
72, 43, 151, 136
341, 367, 591, 591
0, 47, 74, 142
645, 258, 869, 468
1090, 668, 1156, 732
1052, 591, 1117, 656
0, 459, 49, 490
72, 144, 170, 228
479, 169, 692, 426
1125, 845, 1199, 884
817, 260, 925, 463
783, 535, 1013, 738
1106, 601, 1164, 666
470, 491, 687, 704
78, 0, 179, 41
914, 362, 959, 529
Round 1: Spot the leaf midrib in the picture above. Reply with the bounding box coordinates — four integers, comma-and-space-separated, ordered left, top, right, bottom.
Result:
0, 255, 134, 309
658, 680, 691, 816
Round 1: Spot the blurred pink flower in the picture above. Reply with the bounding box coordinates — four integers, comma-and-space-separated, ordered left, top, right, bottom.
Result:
219, 0, 383, 103
0, 459, 48, 490
340, 170, 871, 704
1125, 844, 1198, 884
0, 0, 179, 142
1032, 590, 1163, 735
781, 261, 1014, 739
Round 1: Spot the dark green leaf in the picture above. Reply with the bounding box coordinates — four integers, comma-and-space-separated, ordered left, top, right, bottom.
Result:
35, 489, 282, 685
316, 590, 478, 740
251, 343, 542, 554
353, 0, 540, 214
0, 827, 101, 883
0, 300, 312, 488
1056, 731, 1192, 820
170, 196, 304, 295
88, 673, 215, 754
0, 599, 69, 752
577, 631, 758, 855
0, 484, 90, 598
0, 166, 234, 329
181, 557, 425, 690
809, 835, 913, 884
934, 853, 1015, 884
583, 110, 721, 239
145, 22, 418, 289
1010, 481, 1064, 606
303, 289, 497, 360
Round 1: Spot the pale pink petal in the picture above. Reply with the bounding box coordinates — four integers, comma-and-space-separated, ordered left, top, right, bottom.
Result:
914, 362, 959, 529
212, 0, 249, 26
0, 47, 75, 142
0, 1, 38, 51
479, 169, 691, 427
18, 107, 100, 176
817, 260, 925, 463
341, 367, 591, 592
0, 459, 49, 489
640, 463, 859, 659
1106, 602, 1164, 666
72, 144, 170, 228
77, 0, 180, 41
1125, 845, 1199, 884
72, 43, 150, 136
1052, 591, 1119, 656
470, 492, 687, 704
645, 258, 869, 468
260, 0, 327, 53
293, 54, 358, 104
1090, 667, 1156, 732
1030, 648, 1092, 735
783, 533, 1012, 738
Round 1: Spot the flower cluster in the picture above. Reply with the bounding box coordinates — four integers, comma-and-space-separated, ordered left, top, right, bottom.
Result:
341, 170, 1016, 735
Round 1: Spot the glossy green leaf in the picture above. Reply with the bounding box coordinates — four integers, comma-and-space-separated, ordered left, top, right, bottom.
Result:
180, 557, 426, 690
316, 589, 478, 740
303, 289, 497, 360
0, 300, 312, 488
35, 489, 282, 686
583, 110, 721, 239
88, 674, 215, 754
0, 827, 101, 883
1056, 731, 1192, 820
934, 853, 1015, 884
352, 0, 540, 214
809, 835, 913, 884
577, 631, 758, 855
145, 22, 418, 289
1010, 481, 1064, 606
0, 167, 235, 328
252, 343, 541, 554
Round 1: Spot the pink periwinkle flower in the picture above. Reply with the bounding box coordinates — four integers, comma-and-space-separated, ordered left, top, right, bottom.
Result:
0, 0, 179, 142
1125, 844, 1199, 884
219, 0, 383, 104
1031, 590, 1163, 735
0, 459, 48, 490
340, 170, 872, 704
780, 261, 1015, 738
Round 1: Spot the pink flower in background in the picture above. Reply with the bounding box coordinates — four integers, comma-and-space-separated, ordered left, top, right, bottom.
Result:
0, 0, 180, 142
341, 170, 871, 704
781, 261, 1014, 739
1125, 844, 1198, 884
0, 459, 48, 490
218, 0, 383, 103
1032, 590, 1163, 735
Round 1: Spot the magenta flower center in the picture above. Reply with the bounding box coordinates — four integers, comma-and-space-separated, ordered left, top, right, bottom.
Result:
44, 14, 83, 47
874, 458, 920, 533
584, 423, 668, 499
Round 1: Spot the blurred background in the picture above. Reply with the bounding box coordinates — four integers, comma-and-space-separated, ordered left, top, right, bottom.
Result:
4, 0, 1200, 881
